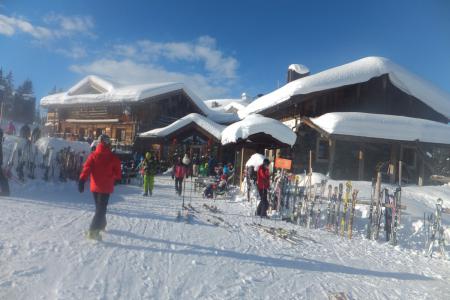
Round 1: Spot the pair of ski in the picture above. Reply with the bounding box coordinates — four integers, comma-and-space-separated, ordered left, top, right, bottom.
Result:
247, 222, 303, 245
334, 182, 359, 239
366, 172, 403, 244
424, 198, 447, 259
383, 187, 402, 244
304, 180, 327, 229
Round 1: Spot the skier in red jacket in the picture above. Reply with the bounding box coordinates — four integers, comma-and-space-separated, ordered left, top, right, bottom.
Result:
78, 135, 121, 240
172, 156, 188, 196
256, 158, 270, 217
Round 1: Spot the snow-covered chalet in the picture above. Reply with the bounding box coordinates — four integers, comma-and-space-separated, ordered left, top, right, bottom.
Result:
40, 76, 237, 151
241, 56, 450, 185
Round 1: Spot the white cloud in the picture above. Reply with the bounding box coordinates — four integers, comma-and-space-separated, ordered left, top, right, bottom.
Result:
0, 14, 53, 39
70, 59, 229, 99
0, 13, 94, 40
115, 36, 238, 80
44, 13, 95, 37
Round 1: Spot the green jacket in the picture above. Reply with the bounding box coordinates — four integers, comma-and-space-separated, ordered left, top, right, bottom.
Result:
142, 158, 158, 176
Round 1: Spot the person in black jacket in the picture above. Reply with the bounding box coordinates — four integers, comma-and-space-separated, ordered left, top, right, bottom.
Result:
0, 128, 10, 196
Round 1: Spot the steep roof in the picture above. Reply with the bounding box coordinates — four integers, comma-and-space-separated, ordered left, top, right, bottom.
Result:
40, 75, 238, 124
307, 112, 450, 145
138, 113, 225, 141
240, 57, 450, 119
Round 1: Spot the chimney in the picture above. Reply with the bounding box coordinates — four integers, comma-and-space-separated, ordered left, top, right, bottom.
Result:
287, 64, 310, 83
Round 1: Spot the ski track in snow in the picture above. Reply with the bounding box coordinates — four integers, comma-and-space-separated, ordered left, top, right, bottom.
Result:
1, 177, 450, 299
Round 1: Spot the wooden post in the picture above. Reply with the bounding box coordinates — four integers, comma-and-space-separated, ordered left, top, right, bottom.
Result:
309, 150, 312, 175
373, 171, 382, 240
328, 139, 336, 178
389, 144, 398, 184
418, 158, 425, 186
358, 148, 364, 180
239, 146, 245, 189
308, 150, 313, 200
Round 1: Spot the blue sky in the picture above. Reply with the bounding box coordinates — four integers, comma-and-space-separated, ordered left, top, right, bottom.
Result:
1, 0, 450, 103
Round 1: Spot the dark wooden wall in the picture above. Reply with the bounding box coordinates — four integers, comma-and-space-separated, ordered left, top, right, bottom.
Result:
266, 75, 448, 123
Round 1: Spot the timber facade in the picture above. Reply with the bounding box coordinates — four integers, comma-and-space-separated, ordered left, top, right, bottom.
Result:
42, 77, 207, 152
260, 74, 450, 185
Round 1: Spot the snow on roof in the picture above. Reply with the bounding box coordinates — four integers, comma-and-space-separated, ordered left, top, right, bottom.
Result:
40, 75, 239, 124
204, 98, 252, 113
241, 57, 450, 118
221, 114, 297, 146
288, 64, 310, 75
139, 113, 225, 140
205, 98, 242, 108
309, 112, 450, 145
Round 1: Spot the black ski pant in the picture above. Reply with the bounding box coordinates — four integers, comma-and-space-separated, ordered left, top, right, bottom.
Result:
0, 170, 9, 196
90, 192, 110, 231
175, 178, 183, 195
256, 188, 269, 217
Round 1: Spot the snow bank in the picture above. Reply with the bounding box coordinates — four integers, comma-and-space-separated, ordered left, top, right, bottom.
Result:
245, 153, 266, 171
139, 113, 225, 140
221, 114, 297, 146
309, 112, 450, 145
241, 57, 450, 118
40, 75, 238, 124
35, 137, 91, 154
294, 172, 329, 186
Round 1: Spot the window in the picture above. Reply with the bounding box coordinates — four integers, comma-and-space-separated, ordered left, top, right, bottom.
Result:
316, 138, 330, 162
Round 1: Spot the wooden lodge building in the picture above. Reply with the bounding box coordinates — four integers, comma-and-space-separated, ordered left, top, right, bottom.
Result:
240, 56, 450, 184
41, 57, 450, 185
40, 76, 237, 154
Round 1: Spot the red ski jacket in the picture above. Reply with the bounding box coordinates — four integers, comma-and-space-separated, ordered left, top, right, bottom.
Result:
173, 163, 188, 179
79, 143, 121, 194
257, 166, 270, 190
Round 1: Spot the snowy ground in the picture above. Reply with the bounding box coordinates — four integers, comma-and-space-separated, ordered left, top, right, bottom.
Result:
1, 177, 450, 299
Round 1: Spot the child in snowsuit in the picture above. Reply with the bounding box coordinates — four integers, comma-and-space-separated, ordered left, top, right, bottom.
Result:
142, 152, 157, 196
78, 135, 121, 240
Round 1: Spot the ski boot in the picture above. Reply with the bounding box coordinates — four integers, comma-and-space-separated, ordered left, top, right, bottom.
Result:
143, 193, 148, 197
86, 229, 102, 241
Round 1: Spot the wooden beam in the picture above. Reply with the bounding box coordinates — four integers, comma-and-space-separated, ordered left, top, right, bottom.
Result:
418, 159, 425, 186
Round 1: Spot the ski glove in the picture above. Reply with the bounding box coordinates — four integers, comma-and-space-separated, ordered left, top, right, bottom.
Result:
78, 180, 85, 193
